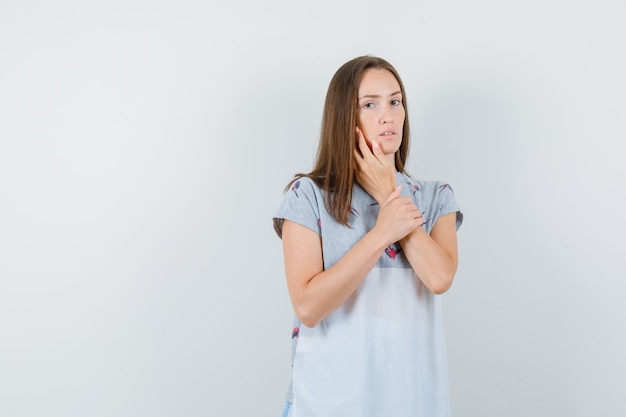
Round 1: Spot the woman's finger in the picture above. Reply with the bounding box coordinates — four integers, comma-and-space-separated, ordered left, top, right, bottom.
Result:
371, 141, 390, 167
356, 129, 372, 159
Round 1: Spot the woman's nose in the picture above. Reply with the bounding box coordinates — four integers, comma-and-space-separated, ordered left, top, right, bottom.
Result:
379, 107, 393, 124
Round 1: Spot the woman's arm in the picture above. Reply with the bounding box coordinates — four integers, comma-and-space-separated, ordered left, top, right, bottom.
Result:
354, 132, 459, 294
281, 188, 420, 327
399, 212, 458, 294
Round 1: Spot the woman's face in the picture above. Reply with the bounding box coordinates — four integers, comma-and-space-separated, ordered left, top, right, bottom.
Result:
356, 69, 405, 162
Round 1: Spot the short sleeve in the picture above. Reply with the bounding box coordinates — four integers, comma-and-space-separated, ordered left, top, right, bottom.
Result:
273, 178, 323, 239
433, 182, 463, 231
400, 176, 463, 233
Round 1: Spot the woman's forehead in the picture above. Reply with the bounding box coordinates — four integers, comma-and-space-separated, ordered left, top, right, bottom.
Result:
358, 69, 401, 97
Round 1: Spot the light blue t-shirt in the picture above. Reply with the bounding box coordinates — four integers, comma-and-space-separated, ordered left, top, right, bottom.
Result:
274, 173, 462, 417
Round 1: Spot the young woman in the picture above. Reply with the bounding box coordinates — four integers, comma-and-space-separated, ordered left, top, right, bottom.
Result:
273, 56, 463, 417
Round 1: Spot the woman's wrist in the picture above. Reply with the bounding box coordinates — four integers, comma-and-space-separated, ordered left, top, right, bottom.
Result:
374, 185, 397, 205
369, 223, 395, 250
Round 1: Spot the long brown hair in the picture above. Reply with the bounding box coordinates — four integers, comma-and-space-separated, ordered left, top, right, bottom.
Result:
287, 55, 411, 226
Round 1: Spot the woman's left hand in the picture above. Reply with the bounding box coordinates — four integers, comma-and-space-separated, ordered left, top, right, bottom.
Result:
354, 126, 397, 205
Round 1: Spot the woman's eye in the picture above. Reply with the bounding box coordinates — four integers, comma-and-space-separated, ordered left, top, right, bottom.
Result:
364, 103, 374, 109
391, 99, 401, 106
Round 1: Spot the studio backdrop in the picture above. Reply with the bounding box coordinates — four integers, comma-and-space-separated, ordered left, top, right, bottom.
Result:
0, 1, 624, 416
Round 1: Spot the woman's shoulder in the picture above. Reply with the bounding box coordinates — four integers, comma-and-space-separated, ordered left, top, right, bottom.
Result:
284, 176, 323, 198
274, 175, 324, 238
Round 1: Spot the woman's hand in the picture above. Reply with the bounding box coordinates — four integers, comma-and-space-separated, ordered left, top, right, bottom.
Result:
353, 127, 396, 205
374, 186, 424, 245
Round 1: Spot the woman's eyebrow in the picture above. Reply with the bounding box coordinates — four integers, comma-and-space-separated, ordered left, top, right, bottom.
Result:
358, 91, 402, 100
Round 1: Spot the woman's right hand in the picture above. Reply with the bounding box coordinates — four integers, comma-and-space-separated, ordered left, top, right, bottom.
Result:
375, 186, 423, 245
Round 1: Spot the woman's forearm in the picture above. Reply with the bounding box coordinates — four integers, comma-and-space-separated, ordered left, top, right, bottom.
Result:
399, 213, 459, 294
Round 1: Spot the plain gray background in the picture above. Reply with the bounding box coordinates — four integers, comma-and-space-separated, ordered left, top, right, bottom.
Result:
1, 1, 625, 416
